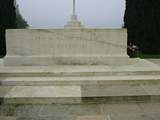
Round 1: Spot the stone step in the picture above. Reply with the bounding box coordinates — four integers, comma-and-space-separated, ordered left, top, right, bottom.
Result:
81, 84, 160, 103
1, 75, 160, 86
77, 115, 108, 120
0, 65, 160, 77
3, 113, 159, 120
77, 113, 160, 120
1, 84, 160, 104
0, 116, 16, 120
0, 86, 81, 104
1, 102, 160, 120
147, 59, 160, 66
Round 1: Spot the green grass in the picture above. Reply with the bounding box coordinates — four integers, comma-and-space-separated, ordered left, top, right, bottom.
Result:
138, 54, 160, 59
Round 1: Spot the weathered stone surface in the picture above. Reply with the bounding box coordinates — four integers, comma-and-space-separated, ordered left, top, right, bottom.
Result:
0, 59, 160, 104
1, 103, 160, 120
1, 83, 160, 104
81, 85, 147, 97
147, 59, 160, 66
0, 76, 109, 86
0, 116, 16, 120
138, 102, 160, 113
2, 86, 81, 104
100, 103, 142, 114
77, 115, 107, 120
4, 29, 128, 66
14, 104, 101, 118
0, 86, 13, 98
1, 75, 160, 86
0, 59, 3, 67
1, 59, 160, 77
110, 113, 154, 120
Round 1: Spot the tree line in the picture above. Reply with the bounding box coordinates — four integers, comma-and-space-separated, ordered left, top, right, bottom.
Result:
124, 0, 160, 54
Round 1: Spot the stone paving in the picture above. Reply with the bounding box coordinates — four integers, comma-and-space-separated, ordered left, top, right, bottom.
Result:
147, 59, 160, 66
1, 102, 160, 120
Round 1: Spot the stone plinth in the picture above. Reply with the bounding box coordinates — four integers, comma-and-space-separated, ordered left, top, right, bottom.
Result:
65, 15, 84, 28
4, 29, 129, 66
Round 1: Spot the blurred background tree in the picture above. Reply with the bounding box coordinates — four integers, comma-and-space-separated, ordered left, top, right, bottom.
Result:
124, 0, 160, 54
16, 4, 28, 28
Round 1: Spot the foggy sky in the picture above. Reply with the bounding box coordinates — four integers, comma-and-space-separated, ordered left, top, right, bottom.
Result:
16, 0, 125, 28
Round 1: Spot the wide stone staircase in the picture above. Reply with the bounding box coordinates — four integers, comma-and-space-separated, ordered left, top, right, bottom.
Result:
1, 58, 160, 120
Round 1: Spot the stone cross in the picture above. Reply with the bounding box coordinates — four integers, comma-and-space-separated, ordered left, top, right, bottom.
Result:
73, 0, 76, 15
64, 0, 84, 28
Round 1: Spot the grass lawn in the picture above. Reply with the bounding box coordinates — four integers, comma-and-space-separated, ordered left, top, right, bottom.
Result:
138, 54, 160, 59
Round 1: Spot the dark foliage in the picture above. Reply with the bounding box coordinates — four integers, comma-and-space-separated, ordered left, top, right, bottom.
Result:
0, 0, 16, 57
16, 5, 28, 28
16, 13, 28, 28
124, 0, 160, 54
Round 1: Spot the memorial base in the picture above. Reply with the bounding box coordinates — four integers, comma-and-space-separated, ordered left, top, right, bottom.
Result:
4, 29, 128, 66
4, 55, 129, 66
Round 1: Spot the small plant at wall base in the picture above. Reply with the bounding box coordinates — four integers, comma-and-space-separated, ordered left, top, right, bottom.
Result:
127, 42, 140, 58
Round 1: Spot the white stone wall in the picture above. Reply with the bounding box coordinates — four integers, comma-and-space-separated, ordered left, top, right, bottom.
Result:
4, 29, 129, 66
0, 59, 3, 66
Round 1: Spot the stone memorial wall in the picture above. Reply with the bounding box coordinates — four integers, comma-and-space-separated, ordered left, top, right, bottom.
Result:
4, 29, 129, 66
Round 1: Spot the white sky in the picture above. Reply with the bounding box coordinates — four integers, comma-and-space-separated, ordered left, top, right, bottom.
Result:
16, 0, 125, 28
